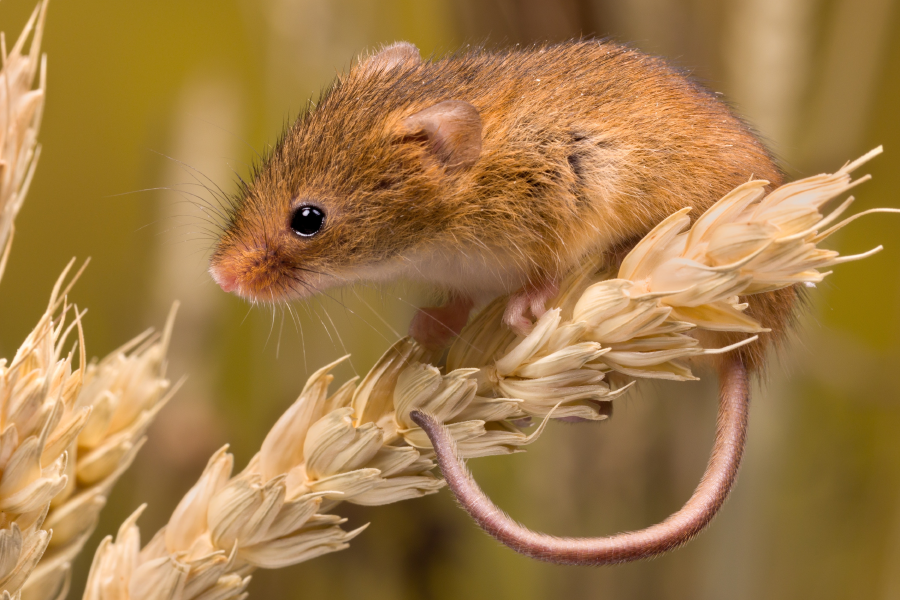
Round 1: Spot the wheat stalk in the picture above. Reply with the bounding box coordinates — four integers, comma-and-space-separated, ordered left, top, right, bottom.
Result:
0, 5, 62, 599
0, 5, 179, 599
0, 268, 178, 600
80, 150, 893, 599
450, 146, 896, 385
0, 263, 87, 600
0, 3, 893, 596
0, 260, 178, 600
0, 0, 45, 286
21, 305, 180, 600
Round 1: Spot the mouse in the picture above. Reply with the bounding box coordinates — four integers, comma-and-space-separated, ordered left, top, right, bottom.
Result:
208, 40, 797, 565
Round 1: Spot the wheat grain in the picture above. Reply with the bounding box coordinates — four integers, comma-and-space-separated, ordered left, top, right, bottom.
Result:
0, 0, 46, 285
0, 7, 180, 598
0, 262, 88, 600
79, 148, 897, 599
21, 306, 180, 600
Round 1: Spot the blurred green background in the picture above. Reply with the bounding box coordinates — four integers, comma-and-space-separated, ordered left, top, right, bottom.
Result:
0, 0, 898, 598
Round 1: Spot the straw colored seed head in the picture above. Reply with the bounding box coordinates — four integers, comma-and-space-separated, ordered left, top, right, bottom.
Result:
81, 145, 894, 600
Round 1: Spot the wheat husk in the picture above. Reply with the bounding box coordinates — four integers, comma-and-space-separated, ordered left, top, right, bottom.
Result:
80, 148, 896, 599
20, 305, 180, 600
0, 7, 180, 599
0, 0, 46, 286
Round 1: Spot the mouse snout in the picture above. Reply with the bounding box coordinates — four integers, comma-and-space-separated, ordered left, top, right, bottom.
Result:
208, 243, 304, 302
209, 264, 239, 293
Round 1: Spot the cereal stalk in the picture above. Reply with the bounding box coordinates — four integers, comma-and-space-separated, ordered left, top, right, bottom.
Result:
0, 262, 89, 600
21, 306, 180, 600
0, 5, 180, 598
0, 0, 46, 285
82, 149, 895, 599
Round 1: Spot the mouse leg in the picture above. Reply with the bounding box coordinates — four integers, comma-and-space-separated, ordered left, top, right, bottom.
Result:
503, 279, 559, 335
409, 295, 475, 349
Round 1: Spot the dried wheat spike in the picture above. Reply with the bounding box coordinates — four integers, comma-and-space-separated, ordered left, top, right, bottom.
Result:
0, 0, 47, 285
83, 147, 896, 596
21, 305, 180, 600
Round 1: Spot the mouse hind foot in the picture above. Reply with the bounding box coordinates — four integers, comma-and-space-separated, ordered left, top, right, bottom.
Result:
502, 279, 559, 336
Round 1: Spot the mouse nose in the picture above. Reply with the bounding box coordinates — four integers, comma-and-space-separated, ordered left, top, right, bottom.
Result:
209, 264, 239, 293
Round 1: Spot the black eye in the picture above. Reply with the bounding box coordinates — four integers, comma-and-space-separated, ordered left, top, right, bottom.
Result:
290, 205, 325, 237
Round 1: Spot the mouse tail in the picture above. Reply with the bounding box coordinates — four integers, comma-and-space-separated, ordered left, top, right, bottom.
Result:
409, 352, 749, 565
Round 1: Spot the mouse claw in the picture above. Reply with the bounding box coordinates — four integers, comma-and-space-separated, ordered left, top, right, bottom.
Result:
503, 279, 559, 336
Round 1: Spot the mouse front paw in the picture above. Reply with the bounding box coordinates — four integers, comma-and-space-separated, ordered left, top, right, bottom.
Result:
409, 295, 474, 349
502, 279, 559, 336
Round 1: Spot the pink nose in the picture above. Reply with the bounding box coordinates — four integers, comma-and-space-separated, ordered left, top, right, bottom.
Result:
209, 265, 239, 293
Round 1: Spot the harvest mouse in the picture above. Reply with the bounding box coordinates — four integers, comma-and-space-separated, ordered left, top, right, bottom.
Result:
209, 41, 796, 565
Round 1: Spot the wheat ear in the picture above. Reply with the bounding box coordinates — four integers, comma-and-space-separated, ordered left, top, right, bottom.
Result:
20, 304, 180, 600
79, 147, 897, 599
0, 5, 181, 598
0, 0, 46, 286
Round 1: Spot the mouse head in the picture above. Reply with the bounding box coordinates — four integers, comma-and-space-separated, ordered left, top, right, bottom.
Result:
209, 42, 483, 303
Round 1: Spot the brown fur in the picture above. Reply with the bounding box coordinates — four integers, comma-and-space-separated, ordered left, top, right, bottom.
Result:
210, 40, 794, 370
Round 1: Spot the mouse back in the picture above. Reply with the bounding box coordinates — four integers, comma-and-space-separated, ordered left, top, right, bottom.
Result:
210, 40, 792, 369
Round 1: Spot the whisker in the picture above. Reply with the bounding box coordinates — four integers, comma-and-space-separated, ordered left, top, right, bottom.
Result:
276, 308, 285, 359
240, 305, 254, 326
264, 304, 277, 350
351, 286, 401, 338
149, 150, 237, 218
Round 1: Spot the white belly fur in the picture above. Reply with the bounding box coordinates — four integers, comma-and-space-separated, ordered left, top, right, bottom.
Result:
346, 243, 531, 303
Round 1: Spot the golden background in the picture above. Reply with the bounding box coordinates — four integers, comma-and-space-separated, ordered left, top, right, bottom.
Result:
0, 0, 897, 597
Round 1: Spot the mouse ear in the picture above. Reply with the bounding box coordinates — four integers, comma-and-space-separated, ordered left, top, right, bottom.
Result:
358, 42, 421, 75
401, 100, 483, 172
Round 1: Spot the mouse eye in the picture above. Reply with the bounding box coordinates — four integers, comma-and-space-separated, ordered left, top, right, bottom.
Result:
290, 205, 325, 237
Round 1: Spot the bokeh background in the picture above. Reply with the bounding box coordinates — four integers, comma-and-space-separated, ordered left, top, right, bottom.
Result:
0, 0, 898, 598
